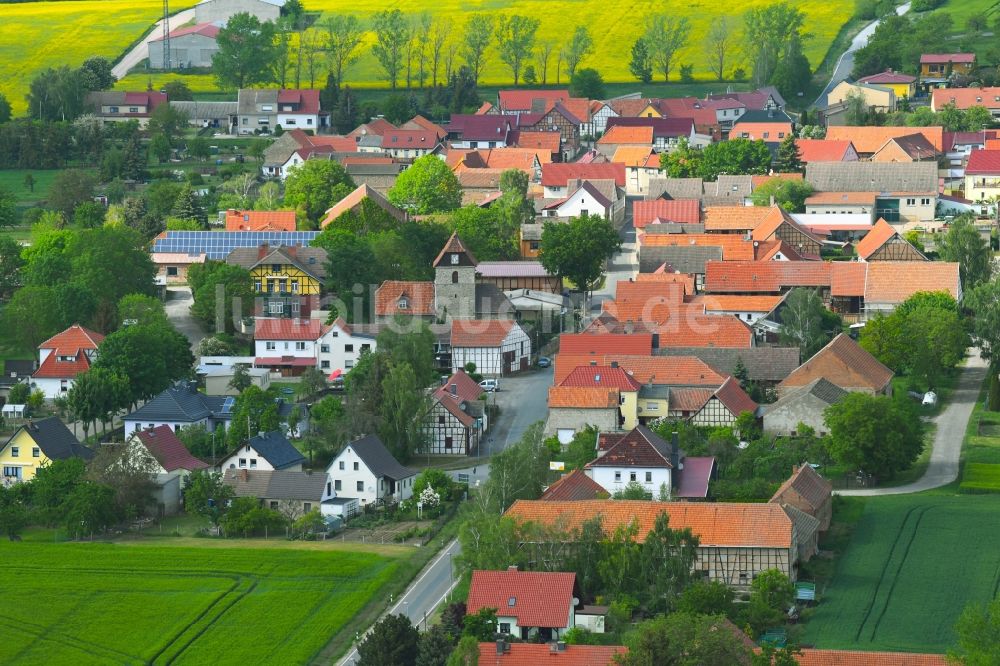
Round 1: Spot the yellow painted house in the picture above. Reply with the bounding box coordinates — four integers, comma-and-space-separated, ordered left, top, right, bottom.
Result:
0, 417, 93, 483
856, 70, 916, 100
226, 243, 328, 318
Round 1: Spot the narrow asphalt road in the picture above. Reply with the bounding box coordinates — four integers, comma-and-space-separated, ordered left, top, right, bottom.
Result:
812, 2, 911, 109
591, 201, 638, 316
837, 351, 988, 497
338, 539, 461, 666
488, 368, 554, 452
164, 286, 207, 352
112, 8, 196, 80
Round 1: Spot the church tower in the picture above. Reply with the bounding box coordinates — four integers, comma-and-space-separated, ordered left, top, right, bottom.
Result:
433, 232, 477, 320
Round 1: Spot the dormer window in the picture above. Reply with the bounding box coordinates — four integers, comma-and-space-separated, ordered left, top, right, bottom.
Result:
450, 253, 459, 264
398, 297, 409, 310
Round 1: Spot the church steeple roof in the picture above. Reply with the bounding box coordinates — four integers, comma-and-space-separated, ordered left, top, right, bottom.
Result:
433, 232, 478, 268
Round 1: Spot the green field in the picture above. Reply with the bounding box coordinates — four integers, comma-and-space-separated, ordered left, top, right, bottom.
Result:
0, 539, 402, 665
803, 494, 1000, 653
0, 169, 60, 207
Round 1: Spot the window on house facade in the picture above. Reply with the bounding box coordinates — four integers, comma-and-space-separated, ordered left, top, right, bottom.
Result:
270, 500, 279, 509
339, 461, 345, 470
295, 342, 306, 351
645, 471, 653, 483
321, 360, 330, 369
335, 480, 341, 491
321, 344, 330, 353
353, 462, 359, 471
32, 447, 40, 458
438, 415, 445, 424
238, 458, 247, 467
303, 502, 312, 512
345, 359, 354, 369
451, 271, 458, 284
646, 402, 657, 410
614, 471, 621, 482
167, 267, 178, 277
921, 198, 930, 205
249, 459, 257, 469
450, 253, 459, 264
906, 198, 916, 206
630, 472, 637, 482
345, 345, 354, 353
10, 447, 18, 457
398, 297, 409, 310
356, 481, 364, 492
266, 341, 276, 350
445, 436, 453, 449
361, 344, 371, 352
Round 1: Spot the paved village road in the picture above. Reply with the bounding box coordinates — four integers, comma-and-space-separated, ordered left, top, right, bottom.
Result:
488, 367, 555, 452
164, 286, 207, 351
837, 351, 988, 496
812, 2, 911, 109
338, 539, 461, 666
112, 9, 196, 80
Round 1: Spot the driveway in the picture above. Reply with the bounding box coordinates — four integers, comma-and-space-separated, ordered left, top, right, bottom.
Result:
112, 8, 196, 80
812, 2, 911, 108
485, 367, 554, 453
837, 351, 988, 496
338, 539, 461, 665
164, 286, 207, 351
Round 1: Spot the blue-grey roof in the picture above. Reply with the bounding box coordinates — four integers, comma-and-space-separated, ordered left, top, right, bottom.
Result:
5, 417, 93, 461
151, 231, 320, 260
348, 434, 415, 481
126, 382, 219, 423
248, 430, 306, 470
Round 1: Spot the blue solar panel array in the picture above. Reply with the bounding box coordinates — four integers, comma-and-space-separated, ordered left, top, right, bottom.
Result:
151, 231, 322, 260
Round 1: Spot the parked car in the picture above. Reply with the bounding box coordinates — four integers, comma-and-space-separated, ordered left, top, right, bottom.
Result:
479, 379, 499, 392
922, 391, 938, 407
537, 356, 551, 368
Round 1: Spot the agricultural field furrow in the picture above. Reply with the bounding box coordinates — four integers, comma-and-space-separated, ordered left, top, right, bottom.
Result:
0, 540, 401, 665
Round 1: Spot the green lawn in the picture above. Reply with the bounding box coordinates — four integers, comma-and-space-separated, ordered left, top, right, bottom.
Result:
0, 540, 401, 665
802, 493, 1000, 653
0, 169, 61, 207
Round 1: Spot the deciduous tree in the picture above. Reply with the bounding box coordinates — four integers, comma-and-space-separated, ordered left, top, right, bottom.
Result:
938, 214, 993, 290
540, 213, 621, 296
562, 26, 593, 79
371, 9, 410, 89
778, 288, 841, 358
357, 614, 420, 666
283, 158, 356, 224
706, 16, 732, 81
495, 15, 539, 85
824, 392, 924, 479
629, 39, 653, 84
388, 154, 461, 214
213, 13, 279, 89
462, 15, 494, 85
643, 15, 691, 82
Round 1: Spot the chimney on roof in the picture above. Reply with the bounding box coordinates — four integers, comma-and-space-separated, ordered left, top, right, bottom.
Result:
507, 565, 518, 572
496, 640, 508, 655
258, 243, 269, 260
239, 469, 249, 482
611, 361, 618, 369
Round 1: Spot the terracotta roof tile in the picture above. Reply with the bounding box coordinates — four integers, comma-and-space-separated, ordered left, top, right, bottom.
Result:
779, 333, 893, 393
858, 69, 917, 85
510, 130, 561, 155
702, 206, 774, 231
558, 333, 654, 356
555, 354, 726, 387
374, 280, 436, 316
932, 86, 1000, 111
451, 319, 516, 347
433, 369, 484, 403
224, 210, 297, 231
687, 294, 783, 314
254, 318, 324, 341
769, 464, 832, 513
825, 126, 944, 153
547, 386, 620, 409
966, 149, 1000, 174
864, 261, 960, 303
921, 53, 975, 65
712, 376, 758, 415
498, 89, 569, 111
640, 233, 755, 260
39, 324, 104, 355
468, 570, 575, 628
542, 163, 626, 188
669, 388, 713, 412
854, 219, 899, 259
795, 139, 857, 163
830, 262, 867, 297
559, 366, 642, 391
793, 650, 947, 666
654, 314, 754, 348
33, 349, 93, 379
704, 261, 833, 293
477, 643, 625, 665
611, 146, 656, 168
598, 125, 653, 145
134, 425, 209, 472
635, 272, 696, 295
633, 199, 701, 228
506, 499, 795, 548
541, 469, 609, 501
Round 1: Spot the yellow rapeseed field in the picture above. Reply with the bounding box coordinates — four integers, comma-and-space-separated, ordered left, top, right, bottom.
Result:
0, 0, 196, 114
2, 0, 852, 109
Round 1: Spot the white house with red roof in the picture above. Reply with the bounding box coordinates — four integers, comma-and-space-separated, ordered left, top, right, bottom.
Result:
450, 319, 531, 376
85, 91, 168, 127
234, 89, 326, 136
965, 150, 1000, 201
31, 324, 104, 399
423, 370, 488, 455
467, 568, 577, 640
127, 425, 210, 514
542, 163, 626, 198
542, 181, 616, 220
254, 317, 376, 377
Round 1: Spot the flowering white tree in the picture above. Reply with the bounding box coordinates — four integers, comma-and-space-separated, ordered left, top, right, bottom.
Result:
419, 486, 441, 509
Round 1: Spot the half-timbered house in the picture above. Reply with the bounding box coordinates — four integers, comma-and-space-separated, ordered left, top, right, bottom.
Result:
227, 244, 327, 318
423, 370, 488, 455
854, 219, 926, 262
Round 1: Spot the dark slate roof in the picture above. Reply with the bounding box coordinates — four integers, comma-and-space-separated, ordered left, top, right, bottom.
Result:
8, 417, 93, 461
223, 469, 327, 501
4, 359, 36, 376
348, 434, 415, 481
733, 109, 793, 124
638, 245, 722, 274
248, 430, 306, 470
654, 347, 801, 382
765, 377, 848, 415
475, 283, 515, 317
126, 382, 219, 423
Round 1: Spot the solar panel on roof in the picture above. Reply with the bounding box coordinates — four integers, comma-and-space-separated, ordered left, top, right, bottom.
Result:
221, 396, 236, 413
152, 231, 321, 259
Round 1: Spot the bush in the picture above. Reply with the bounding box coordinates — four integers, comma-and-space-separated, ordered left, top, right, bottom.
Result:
679, 64, 694, 83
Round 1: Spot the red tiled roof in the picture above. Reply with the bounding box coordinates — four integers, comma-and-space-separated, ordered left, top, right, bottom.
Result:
770, 464, 832, 513
558, 333, 653, 356
825, 126, 944, 153
854, 219, 899, 259
468, 569, 575, 628
555, 354, 725, 387
635, 271, 696, 295
921, 53, 975, 65
498, 89, 569, 111
224, 210, 296, 231
687, 294, 783, 314
830, 262, 868, 297
39, 324, 104, 354
654, 314, 754, 349
506, 499, 795, 548
559, 366, 642, 391
254, 318, 323, 341
602, 283, 689, 324
793, 650, 947, 666
669, 388, 713, 412
451, 319, 516, 347
932, 87, 1000, 111
795, 139, 857, 163
779, 333, 893, 393
633, 199, 701, 228
511, 130, 561, 154
858, 70, 916, 85
33, 349, 92, 379
703, 206, 774, 232
864, 261, 960, 303
374, 280, 436, 317
704, 261, 833, 293
434, 369, 484, 403
380, 128, 441, 148
713, 376, 758, 416
751, 207, 823, 246
597, 125, 653, 145
478, 642, 625, 665
640, 233, 756, 261
541, 469, 609, 501
150, 22, 220, 42
611, 146, 655, 168
548, 386, 620, 409
966, 149, 1000, 175
134, 425, 209, 472
542, 163, 625, 188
